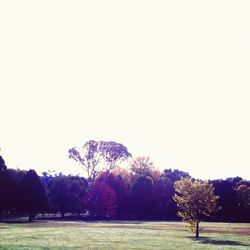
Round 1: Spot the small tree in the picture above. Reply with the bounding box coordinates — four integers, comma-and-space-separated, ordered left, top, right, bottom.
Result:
173, 177, 219, 238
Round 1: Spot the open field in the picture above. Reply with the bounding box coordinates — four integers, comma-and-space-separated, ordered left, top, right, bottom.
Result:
0, 221, 250, 249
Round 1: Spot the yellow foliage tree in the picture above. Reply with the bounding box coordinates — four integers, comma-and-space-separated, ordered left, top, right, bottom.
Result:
173, 177, 219, 238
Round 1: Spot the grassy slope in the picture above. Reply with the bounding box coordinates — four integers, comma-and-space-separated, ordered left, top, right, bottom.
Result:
0, 221, 249, 250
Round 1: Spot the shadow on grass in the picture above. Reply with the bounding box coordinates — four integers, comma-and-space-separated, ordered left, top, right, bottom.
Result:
188, 236, 250, 247
85, 220, 144, 225
1, 218, 145, 225
37, 216, 145, 224
1, 219, 48, 224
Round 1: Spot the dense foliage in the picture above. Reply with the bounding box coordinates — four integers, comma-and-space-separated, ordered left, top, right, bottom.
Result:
0, 143, 250, 222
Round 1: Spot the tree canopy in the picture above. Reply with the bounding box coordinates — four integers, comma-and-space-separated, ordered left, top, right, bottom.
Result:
68, 140, 131, 182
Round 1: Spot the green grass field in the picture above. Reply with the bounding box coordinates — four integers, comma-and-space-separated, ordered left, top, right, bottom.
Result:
0, 220, 249, 249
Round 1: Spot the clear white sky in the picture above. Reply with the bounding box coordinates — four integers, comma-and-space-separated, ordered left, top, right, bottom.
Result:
0, 1, 249, 180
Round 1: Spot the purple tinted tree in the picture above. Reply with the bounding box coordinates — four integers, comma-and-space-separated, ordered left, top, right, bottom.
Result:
91, 181, 117, 218
132, 175, 154, 219
95, 171, 130, 218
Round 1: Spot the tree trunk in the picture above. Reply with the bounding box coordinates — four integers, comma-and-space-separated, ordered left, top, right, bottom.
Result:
195, 221, 199, 238
28, 213, 33, 222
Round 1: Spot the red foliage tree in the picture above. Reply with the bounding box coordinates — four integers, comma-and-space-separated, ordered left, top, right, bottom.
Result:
91, 182, 117, 218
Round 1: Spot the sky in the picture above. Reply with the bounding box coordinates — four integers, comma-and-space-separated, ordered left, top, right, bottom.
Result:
0, 1, 250, 180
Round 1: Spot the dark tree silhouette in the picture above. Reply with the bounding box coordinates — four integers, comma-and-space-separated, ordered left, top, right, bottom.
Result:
163, 169, 190, 182
0, 156, 17, 221
235, 180, 250, 221
17, 170, 48, 222
48, 174, 71, 217
7, 168, 27, 185
48, 174, 87, 217
152, 176, 177, 219
132, 175, 154, 219
0, 156, 7, 171
211, 179, 239, 222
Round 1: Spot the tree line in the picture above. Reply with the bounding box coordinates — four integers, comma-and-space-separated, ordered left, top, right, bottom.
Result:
0, 140, 249, 226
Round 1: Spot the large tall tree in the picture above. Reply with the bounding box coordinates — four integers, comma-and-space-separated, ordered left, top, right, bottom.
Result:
173, 177, 219, 238
17, 170, 48, 222
69, 140, 131, 216
69, 140, 131, 182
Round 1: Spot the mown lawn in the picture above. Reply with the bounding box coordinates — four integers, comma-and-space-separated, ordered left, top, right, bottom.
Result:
0, 220, 249, 249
